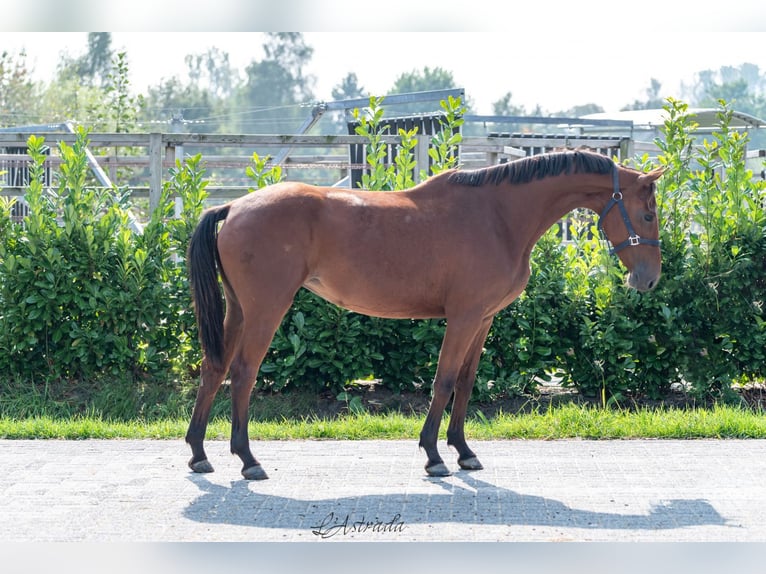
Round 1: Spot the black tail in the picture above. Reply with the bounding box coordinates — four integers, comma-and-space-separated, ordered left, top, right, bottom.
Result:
188, 204, 231, 368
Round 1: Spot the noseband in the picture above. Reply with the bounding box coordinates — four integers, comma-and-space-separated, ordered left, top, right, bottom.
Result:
598, 164, 661, 255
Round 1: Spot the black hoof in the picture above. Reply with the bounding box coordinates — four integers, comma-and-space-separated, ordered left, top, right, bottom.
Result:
458, 456, 484, 471
425, 462, 452, 477
189, 458, 215, 473
242, 464, 269, 480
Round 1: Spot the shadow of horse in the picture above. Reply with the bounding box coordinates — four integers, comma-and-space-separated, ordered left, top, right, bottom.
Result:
183, 471, 729, 538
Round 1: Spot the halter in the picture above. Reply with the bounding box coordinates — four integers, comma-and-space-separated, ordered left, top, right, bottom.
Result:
597, 164, 661, 255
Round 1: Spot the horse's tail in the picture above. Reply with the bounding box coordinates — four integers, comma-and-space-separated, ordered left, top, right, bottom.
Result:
188, 204, 231, 368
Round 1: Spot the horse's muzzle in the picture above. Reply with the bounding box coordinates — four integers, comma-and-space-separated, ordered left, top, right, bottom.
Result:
627, 268, 660, 292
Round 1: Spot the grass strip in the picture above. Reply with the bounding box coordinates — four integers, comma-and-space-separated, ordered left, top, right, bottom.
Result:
1, 404, 765, 440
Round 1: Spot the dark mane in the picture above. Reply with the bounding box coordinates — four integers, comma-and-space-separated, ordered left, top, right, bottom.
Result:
447, 150, 615, 187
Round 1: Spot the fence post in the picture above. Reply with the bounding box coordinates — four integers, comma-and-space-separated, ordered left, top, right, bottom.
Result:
415, 135, 430, 182
148, 133, 163, 213
619, 138, 633, 162
168, 143, 184, 218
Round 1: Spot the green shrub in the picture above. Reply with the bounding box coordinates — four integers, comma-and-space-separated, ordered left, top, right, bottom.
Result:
0, 128, 205, 395
482, 228, 574, 400
657, 100, 765, 400
555, 99, 765, 402
261, 289, 384, 392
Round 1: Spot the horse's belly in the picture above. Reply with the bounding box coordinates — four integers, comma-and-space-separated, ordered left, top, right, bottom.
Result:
303, 277, 445, 320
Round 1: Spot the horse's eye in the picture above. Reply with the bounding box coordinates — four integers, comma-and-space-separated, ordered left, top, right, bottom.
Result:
644, 213, 655, 223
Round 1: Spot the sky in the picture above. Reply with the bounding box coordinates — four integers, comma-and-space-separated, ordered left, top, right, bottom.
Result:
2, 2, 766, 117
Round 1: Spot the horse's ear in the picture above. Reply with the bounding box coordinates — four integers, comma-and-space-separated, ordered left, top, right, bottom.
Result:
644, 167, 665, 183
638, 167, 665, 185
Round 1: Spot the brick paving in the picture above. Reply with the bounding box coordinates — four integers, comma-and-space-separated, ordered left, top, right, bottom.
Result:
0, 438, 764, 542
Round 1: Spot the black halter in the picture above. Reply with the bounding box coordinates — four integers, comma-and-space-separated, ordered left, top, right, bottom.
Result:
598, 164, 661, 255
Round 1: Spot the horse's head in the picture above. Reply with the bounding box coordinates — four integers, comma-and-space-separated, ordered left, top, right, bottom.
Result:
598, 164, 664, 292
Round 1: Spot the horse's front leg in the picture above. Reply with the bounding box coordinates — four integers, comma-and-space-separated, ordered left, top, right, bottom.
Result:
419, 317, 489, 477
446, 317, 493, 471
419, 373, 457, 477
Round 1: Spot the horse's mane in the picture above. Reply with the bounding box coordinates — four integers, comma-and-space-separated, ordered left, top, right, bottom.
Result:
447, 150, 615, 187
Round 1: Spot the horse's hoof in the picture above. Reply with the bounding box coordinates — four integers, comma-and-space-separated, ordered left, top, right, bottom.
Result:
242, 464, 269, 481
425, 462, 452, 477
189, 458, 215, 473
458, 456, 484, 471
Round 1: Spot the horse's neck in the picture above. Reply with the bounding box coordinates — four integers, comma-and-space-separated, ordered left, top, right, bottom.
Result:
506, 174, 607, 255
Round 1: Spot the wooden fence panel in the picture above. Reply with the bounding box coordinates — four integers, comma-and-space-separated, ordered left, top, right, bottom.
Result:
1, 132, 633, 237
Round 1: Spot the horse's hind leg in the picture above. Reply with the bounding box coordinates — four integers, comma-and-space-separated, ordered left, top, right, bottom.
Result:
229, 300, 296, 480
227, 347, 269, 480
186, 297, 244, 473
186, 358, 227, 473
446, 318, 493, 472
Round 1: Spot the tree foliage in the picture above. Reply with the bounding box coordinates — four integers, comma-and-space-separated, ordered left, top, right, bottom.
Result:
94, 52, 144, 133
141, 48, 237, 133
0, 50, 37, 126
332, 72, 367, 101
684, 63, 766, 114
58, 32, 114, 88
389, 66, 456, 95
231, 33, 316, 133
386, 66, 471, 115
492, 91, 534, 116
681, 63, 766, 147
9, 34, 766, 136
621, 78, 665, 111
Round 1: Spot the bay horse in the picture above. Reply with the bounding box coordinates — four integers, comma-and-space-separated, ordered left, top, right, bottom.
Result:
185, 150, 664, 480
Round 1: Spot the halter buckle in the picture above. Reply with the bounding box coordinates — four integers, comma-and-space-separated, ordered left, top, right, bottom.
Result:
629, 235, 640, 246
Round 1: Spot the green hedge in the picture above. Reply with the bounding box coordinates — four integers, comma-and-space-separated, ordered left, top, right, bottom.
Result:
0, 98, 764, 416
0, 131, 204, 415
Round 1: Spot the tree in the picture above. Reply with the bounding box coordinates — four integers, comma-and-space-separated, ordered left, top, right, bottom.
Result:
94, 52, 143, 133
35, 36, 123, 126
389, 66, 456, 94
81, 33, 113, 86
621, 78, 665, 111
263, 32, 314, 92
185, 47, 237, 100
467, 91, 546, 137
680, 63, 766, 147
37, 72, 103, 125
560, 103, 604, 117
141, 48, 239, 133
323, 73, 369, 135
233, 33, 316, 133
331, 72, 367, 101
682, 63, 766, 117
142, 76, 209, 131
492, 91, 528, 116
57, 33, 114, 88
704, 78, 751, 105
37, 33, 116, 125
0, 50, 38, 126
386, 66, 470, 115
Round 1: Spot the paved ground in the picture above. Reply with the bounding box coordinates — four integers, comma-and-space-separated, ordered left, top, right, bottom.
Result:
1, 438, 765, 542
